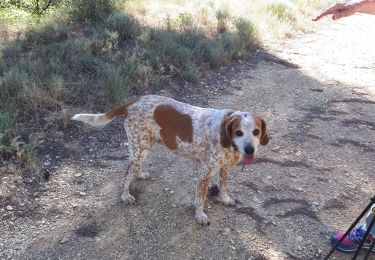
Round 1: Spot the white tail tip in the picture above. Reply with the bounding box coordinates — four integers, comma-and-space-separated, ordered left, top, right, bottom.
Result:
71, 113, 111, 126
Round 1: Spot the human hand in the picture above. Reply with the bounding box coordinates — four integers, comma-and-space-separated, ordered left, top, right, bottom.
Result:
313, 2, 359, 21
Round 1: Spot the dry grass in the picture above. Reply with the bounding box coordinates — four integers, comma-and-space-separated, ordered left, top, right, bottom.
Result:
123, 0, 329, 41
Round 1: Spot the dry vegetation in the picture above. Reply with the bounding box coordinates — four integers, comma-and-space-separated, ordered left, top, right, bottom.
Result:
0, 0, 327, 165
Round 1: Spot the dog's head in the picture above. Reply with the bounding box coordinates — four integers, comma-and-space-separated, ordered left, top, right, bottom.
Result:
221, 112, 269, 164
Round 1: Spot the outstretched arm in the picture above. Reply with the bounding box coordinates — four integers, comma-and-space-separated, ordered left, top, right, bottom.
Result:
313, 0, 375, 21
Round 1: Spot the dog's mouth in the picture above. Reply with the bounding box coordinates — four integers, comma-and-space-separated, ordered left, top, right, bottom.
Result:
243, 155, 255, 165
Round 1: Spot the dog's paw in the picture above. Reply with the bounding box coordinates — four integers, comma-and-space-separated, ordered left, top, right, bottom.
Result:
137, 172, 151, 180
195, 212, 210, 226
216, 195, 236, 207
121, 193, 136, 205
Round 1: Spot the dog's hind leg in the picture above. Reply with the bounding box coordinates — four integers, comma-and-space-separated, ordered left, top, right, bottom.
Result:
121, 128, 154, 204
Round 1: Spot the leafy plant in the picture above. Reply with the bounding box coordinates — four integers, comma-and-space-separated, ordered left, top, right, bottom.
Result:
6, 0, 61, 17
216, 8, 230, 33
65, 0, 117, 23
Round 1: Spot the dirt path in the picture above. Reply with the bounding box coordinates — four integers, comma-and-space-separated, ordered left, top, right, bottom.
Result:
2, 14, 375, 260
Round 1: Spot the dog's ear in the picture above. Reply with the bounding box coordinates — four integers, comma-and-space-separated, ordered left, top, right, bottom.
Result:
254, 116, 269, 146
220, 115, 240, 148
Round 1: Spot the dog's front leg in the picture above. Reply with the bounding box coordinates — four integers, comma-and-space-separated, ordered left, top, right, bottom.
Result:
216, 167, 236, 207
194, 165, 217, 226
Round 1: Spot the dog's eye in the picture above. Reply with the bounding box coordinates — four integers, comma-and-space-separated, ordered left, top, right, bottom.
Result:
235, 130, 243, 137
253, 129, 260, 136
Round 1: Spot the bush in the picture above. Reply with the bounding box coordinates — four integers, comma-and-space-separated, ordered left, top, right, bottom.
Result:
65, 0, 117, 23
205, 33, 239, 68
22, 22, 68, 48
266, 2, 296, 22
101, 64, 129, 105
216, 8, 230, 33
0, 112, 26, 160
235, 18, 257, 49
105, 12, 142, 41
175, 12, 194, 32
5, 0, 60, 17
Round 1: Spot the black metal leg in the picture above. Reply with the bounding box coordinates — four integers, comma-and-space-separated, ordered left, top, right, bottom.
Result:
363, 237, 375, 260
324, 196, 375, 260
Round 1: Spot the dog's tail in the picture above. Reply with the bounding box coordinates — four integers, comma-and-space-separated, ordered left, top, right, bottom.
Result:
71, 97, 139, 127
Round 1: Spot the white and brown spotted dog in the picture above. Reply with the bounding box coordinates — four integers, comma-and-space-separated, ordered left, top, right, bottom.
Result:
72, 95, 269, 225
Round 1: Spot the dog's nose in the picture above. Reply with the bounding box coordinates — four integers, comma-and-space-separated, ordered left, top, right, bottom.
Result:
244, 145, 254, 155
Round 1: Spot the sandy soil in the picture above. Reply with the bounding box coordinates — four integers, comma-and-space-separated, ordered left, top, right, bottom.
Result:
1, 14, 375, 260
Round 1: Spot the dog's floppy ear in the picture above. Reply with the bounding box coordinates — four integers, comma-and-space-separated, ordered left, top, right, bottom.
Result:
254, 116, 269, 146
220, 114, 240, 148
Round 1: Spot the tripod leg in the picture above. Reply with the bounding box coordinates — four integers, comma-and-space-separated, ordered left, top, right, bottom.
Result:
363, 237, 375, 260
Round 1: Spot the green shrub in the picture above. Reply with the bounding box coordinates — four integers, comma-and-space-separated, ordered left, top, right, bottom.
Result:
267, 3, 296, 22
175, 12, 194, 32
66, 0, 117, 23
235, 18, 257, 49
205, 33, 239, 67
0, 111, 17, 158
183, 62, 199, 83
5, 0, 60, 17
22, 22, 68, 49
105, 12, 142, 41
216, 8, 230, 33
101, 65, 129, 105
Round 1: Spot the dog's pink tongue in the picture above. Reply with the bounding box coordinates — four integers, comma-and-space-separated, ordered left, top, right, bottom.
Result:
243, 156, 255, 165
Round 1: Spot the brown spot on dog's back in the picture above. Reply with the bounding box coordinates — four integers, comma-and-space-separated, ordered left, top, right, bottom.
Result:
105, 97, 139, 120
153, 105, 193, 150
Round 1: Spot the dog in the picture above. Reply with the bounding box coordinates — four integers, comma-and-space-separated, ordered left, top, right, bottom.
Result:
72, 95, 269, 225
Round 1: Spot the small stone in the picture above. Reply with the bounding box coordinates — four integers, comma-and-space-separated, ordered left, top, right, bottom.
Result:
165, 187, 170, 191
79, 192, 86, 196
44, 161, 51, 166
61, 237, 69, 244
308, 204, 319, 212
74, 173, 82, 177
267, 176, 272, 180
297, 245, 302, 251
169, 191, 174, 194
171, 204, 177, 208
71, 203, 78, 208
207, 205, 212, 209
6, 205, 13, 211
318, 249, 323, 254
33, 192, 39, 197
231, 246, 236, 251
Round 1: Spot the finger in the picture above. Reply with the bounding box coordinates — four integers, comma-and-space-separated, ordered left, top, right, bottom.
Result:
332, 8, 355, 20
312, 3, 345, 21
